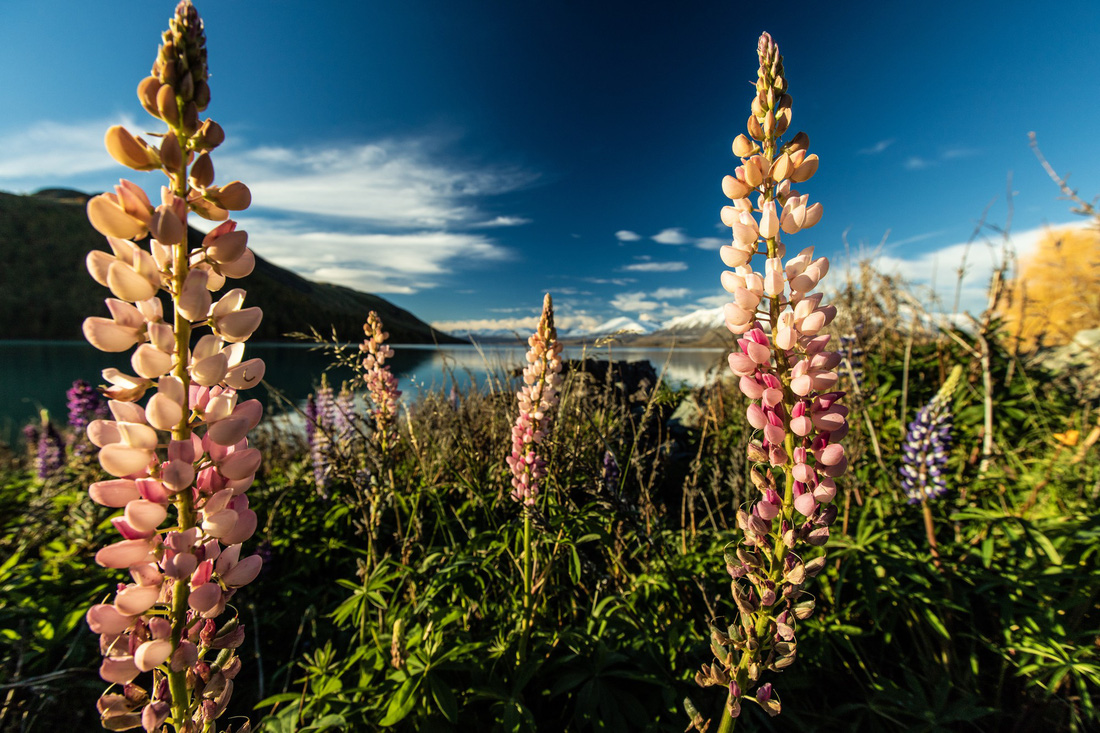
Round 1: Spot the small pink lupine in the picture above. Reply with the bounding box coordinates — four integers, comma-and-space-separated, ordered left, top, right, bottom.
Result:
506, 294, 564, 507
360, 311, 401, 450
83, 4, 261, 731
692, 32, 847, 727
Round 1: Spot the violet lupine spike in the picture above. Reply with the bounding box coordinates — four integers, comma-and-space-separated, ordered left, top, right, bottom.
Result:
68, 379, 110, 457
334, 385, 357, 439
34, 410, 65, 480
308, 379, 337, 494
506, 294, 564, 506
900, 366, 962, 503
601, 450, 620, 494
693, 32, 842, 724
67, 379, 109, 433
360, 311, 401, 450
81, 4, 264, 731
304, 393, 319, 445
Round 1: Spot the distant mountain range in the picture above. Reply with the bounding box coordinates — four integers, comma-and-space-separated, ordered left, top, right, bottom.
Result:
0, 189, 456, 344
450, 307, 732, 348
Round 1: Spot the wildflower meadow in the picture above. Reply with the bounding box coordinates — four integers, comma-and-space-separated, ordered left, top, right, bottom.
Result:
1, 4, 1098, 732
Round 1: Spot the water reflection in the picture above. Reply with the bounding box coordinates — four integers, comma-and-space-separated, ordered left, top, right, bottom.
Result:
0, 341, 729, 445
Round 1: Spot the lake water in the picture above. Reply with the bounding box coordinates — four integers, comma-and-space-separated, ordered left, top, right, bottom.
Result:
0, 341, 729, 446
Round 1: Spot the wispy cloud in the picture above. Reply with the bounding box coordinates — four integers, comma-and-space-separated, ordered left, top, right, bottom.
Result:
0, 117, 136, 186
432, 313, 600, 334
942, 147, 979, 160
609, 287, 703, 321
905, 147, 981, 171
863, 221, 1089, 314
477, 215, 532, 227
611, 292, 661, 312
887, 229, 949, 248
621, 261, 688, 272
231, 137, 536, 227
652, 227, 692, 245
858, 138, 895, 155
244, 220, 511, 294
695, 236, 726, 250
615, 230, 642, 241
583, 276, 636, 286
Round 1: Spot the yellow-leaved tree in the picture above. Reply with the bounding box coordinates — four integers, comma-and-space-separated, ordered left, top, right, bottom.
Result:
1000, 226, 1100, 350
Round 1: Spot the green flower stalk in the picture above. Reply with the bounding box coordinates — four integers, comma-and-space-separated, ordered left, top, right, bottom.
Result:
691, 32, 844, 727
83, 4, 261, 731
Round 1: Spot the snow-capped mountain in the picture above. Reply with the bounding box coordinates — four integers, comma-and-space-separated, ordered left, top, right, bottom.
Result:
562, 316, 661, 338
659, 307, 725, 333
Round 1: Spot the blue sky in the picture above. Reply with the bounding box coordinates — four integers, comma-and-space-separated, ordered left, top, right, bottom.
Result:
2, 1, 1098, 333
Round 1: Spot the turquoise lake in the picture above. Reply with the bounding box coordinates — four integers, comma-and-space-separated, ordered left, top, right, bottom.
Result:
1, 341, 728, 446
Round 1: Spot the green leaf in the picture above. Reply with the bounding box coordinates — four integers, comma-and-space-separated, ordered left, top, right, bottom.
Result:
1029, 531, 1063, 565
304, 714, 348, 731
430, 676, 459, 723
253, 692, 302, 710
379, 679, 419, 726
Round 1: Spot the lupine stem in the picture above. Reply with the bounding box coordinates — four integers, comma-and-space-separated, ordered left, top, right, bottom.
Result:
717, 706, 735, 733
519, 512, 533, 662
167, 118, 196, 727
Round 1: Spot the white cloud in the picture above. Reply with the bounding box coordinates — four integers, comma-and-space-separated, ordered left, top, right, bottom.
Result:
230, 138, 536, 227
432, 314, 600, 334
622, 261, 688, 272
477, 215, 532, 227
652, 227, 691, 245
653, 287, 689, 299
695, 236, 726, 250
858, 138, 895, 155
0, 117, 137, 184
860, 221, 1089, 315
244, 219, 510, 294
611, 292, 661, 312
904, 147, 981, 171
615, 230, 642, 241
694, 292, 733, 308
942, 147, 979, 160
887, 230, 949, 248
584, 277, 636, 286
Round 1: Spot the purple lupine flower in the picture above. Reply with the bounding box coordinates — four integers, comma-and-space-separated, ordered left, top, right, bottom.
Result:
333, 385, 356, 440
67, 379, 109, 457
304, 393, 319, 445
900, 366, 962, 503
67, 379, 109, 433
34, 411, 64, 480
602, 450, 620, 493
309, 380, 338, 495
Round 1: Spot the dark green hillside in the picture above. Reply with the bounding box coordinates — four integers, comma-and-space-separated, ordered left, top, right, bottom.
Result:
0, 189, 456, 344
